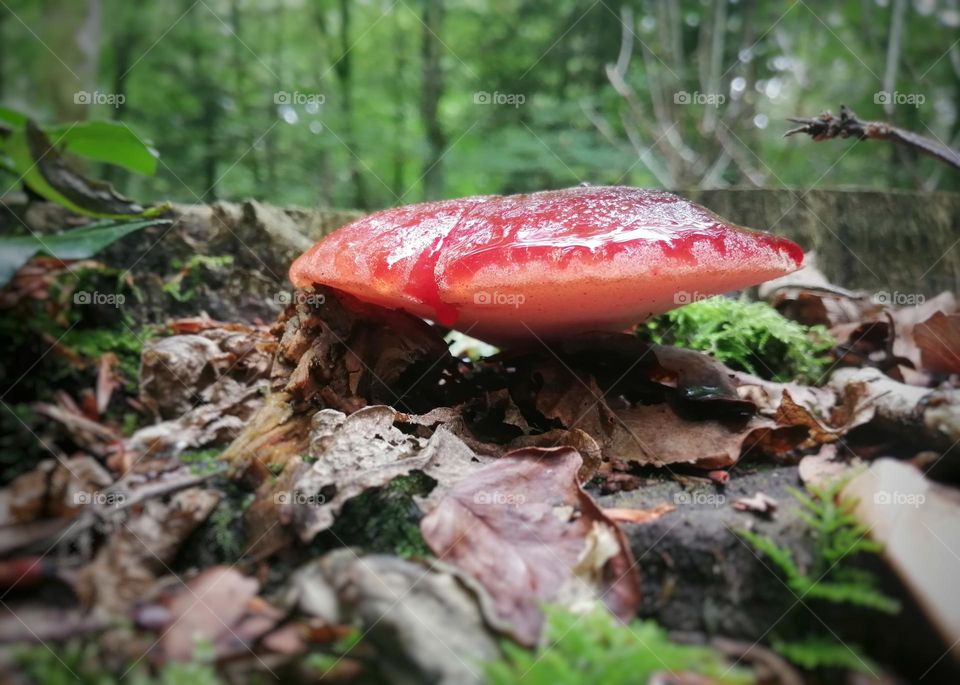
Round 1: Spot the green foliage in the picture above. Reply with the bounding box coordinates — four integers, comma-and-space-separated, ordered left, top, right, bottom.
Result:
47, 120, 159, 175
60, 326, 146, 391
179, 449, 227, 476
486, 606, 753, 685
772, 637, 877, 673
204, 494, 252, 561
162, 254, 234, 302
6, 1, 960, 207
0, 107, 161, 217
0, 218, 167, 287
643, 297, 834, 383
15, 641, 222, 685
327, 472, 434, 559
738, 477, 899, 613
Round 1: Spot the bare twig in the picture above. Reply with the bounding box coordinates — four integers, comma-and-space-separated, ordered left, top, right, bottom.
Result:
785, 105, 960, 170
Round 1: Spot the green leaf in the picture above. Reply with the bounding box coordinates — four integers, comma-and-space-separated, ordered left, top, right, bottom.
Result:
0, 218, 168, 286
0, 106, 28, 128
47, 120, 158, 176
773, 637, 876, 672
1, 118, 163, 218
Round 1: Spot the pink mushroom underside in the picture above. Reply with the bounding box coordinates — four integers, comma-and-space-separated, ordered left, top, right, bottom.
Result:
289, 186, 804, 345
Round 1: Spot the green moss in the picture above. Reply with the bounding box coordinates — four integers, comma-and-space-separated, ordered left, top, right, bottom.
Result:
162, 254, 234, 302
179, 449, 226, 476
486, 606, 753, 685
15, 641, 223, 685
643, 297, 834, 383
60, 326, 149, 391
326, 472, 434, 559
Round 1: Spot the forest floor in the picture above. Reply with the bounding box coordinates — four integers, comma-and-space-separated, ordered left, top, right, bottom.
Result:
1, 195, 959, 685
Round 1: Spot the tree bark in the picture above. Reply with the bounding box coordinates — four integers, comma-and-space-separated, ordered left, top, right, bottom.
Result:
419, 0, 446, 201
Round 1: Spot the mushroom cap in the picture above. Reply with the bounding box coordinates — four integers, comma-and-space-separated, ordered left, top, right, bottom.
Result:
290, 186, 804, 345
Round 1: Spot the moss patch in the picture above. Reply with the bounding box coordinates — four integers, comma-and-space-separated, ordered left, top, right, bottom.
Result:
642, 296, 834, 383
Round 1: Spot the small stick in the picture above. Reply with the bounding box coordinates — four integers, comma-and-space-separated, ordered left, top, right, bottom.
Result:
785, 104, 960, 170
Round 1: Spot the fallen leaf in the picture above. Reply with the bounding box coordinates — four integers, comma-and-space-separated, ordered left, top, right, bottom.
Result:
75, 487, 219, 614
606, 402, 775, 469
798, 444, 860, 488
731, 492, 778, 515
845, 459, 960, 660
277, 405, 492, 542
147, 566, 281, 663
420, 446, 640, 644
915, 311, 960, 375
0, 455, 112, 525
304, 550, 501, 685
602, 503, 676, 524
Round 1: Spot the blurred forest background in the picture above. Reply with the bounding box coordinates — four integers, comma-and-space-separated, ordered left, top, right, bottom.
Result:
2, 0, 960, 211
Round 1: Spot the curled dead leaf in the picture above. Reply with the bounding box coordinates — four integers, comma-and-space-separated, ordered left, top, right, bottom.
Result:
420, 446, 640, 645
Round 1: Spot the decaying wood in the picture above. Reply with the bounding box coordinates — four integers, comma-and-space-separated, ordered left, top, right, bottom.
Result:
829, 367, 960, 452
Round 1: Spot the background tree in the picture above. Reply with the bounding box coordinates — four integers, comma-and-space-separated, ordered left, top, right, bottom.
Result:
1, 0, 957, 209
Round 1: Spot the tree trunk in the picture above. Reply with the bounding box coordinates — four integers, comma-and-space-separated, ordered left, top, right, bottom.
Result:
419, 0, 446, 201
333, 0, 368, 209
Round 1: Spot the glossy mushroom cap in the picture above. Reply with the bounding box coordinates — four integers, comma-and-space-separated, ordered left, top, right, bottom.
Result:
290, 186, 804, 346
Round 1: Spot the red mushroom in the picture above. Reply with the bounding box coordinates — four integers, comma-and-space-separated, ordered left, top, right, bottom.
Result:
290, 186, 803, 346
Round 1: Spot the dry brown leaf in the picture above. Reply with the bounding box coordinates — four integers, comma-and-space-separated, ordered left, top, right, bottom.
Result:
272, 405, 492, 542
420, 446, 640, 645
147, 566, 281, 663
602, 503, 676, 524
915, 311, 960, 375
798, 444, 860, 488
731, 492, 778, 515
75, 487, 220, 614
0, 456, 112, 525
606, 402, 775, 469
760, 252, 877, 327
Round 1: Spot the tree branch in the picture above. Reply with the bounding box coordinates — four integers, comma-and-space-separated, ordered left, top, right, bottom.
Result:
785, 105, 960, 170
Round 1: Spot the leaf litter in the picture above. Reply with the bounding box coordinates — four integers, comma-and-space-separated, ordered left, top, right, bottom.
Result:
3, 259, 960, 683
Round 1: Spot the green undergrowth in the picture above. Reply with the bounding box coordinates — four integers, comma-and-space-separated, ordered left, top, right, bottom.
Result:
15, 641, 223, 685
324, 472, 435, 559
643, 296, 834, 383
772, 636, 879, 673
738, 478, 898, 613
738, 477, 898, 673
162, 254, 234, 302
486, 606, 753, 685
174, 453, 252, 567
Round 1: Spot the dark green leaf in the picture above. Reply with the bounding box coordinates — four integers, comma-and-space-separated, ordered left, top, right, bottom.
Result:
47, 120, 158, 176
0, 218, 169, 286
